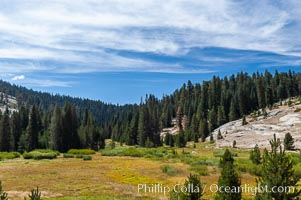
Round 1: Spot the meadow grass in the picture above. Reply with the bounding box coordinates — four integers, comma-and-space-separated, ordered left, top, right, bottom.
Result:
1, 141, 301, 199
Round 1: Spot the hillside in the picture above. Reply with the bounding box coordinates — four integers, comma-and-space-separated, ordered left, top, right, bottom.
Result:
2, 70, 301, 149
212, 98, 301, 149
0, 92, 18, 113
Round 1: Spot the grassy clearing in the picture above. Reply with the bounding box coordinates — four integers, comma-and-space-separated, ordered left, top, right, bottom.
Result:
1, 142, 301, 199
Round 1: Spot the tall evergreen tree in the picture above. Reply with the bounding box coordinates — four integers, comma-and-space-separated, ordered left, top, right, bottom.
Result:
126, 112, 138, 145
217, 105, 227, 126
215, 149, 241, 200
49, 105, 63, 151
256, 134, 301, 199
0, 108, 11, 152
11, 111, 21, 151
229, 98, 238, 121
175, 130, 186, 148
61, 103, 79, 152
26, 105, 41, 151
138, 106, 147, 147
199, 120, 209, 142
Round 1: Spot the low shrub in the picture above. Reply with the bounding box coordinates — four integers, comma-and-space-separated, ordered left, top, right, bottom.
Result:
63, 154, 75, 158
160, 165, 182, 176
75, 154, 83, 158
23, 150, 58, 160
0, 152, 21, 160
33, 149, 60, 156
67, 149, 96, 155
83, 155, 92, 160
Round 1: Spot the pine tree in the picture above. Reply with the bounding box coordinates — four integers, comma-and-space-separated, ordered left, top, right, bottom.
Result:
255, 134, 301, 199
11, 111, 21, 151
210, 133, 214, 143
0, 108, 11, 152
26, 105, 40, 151
169, 135, 175, 147
256, 76, 266, 109
19, 104, 29, 131
169, 174, 203, 200
217, 130, 223, 140
176, 106, 183, 131
61, 103, 79, 152
126, 113, 138, 146
265, 85, 274, 109
217, 105, 227, 126
49, 105, 63, 152
250, 144, 261, 165
242, 116, 247, 126
137, 106, 147, 147
17, 133, 27, 153
183, 174, 203, 200
232, 140, 237, 148
208, 108, 217, 132
199, 120, 209, 142
145, 137, 154, 148
229, 98, 238, 121
78, 111, 99, 149
215, 149, 241, 200
284, 132, 295, 151
176, 130, 186, 148
164, 133, 170, 146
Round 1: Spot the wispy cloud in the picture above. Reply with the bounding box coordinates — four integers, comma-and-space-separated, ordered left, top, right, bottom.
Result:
0, 0, 301, 81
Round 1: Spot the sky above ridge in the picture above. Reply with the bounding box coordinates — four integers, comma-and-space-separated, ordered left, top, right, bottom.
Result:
1, 0, 301, 104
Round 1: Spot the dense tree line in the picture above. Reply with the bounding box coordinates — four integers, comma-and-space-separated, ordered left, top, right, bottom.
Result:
123, 70, 301, 147
0, 103, 105, 153
1, 70, 301, 149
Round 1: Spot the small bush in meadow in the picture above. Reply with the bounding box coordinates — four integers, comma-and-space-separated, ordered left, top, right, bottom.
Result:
67, 149, 96, 155
160, 165, 182, 176
23, 150, 58, 160
82, 155, 92, 161
75, 154, 84, 158
63, 154, 75, 158
33, 149, 60, 156
0, 152, 21, 160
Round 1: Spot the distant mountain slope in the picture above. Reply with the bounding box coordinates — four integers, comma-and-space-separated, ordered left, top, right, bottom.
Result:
212, 98, 301, 149
0, 92, 18, 113
2, 69, 301, 148
0, 79, 137, 123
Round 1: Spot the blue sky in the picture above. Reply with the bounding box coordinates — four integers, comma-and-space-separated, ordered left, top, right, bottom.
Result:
1, 0, 301, 104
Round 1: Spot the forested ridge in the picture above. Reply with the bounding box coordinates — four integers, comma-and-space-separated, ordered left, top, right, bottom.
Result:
1, 70, 301, 152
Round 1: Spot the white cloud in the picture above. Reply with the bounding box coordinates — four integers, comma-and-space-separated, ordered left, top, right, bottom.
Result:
0, 0, 300, 75
11, 75, 25, 81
